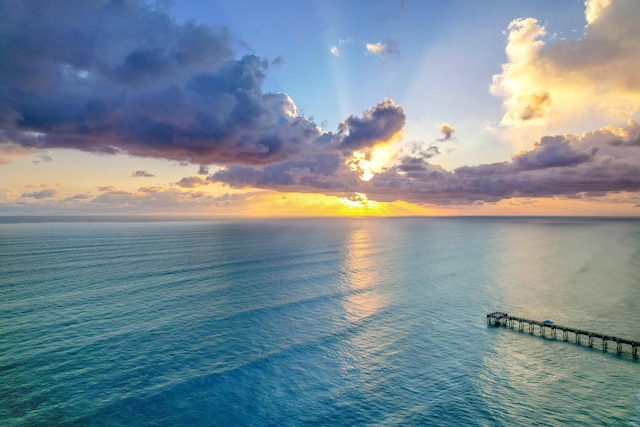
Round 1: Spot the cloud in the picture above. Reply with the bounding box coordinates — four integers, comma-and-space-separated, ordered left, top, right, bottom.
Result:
491, 0, 640, 127
518, 92, 551, 122
601, 120, 640, 147
329, 39, 352, 58
437, 123, 456, 141
403, 141, 440, 160
512, 135, 592, 170
0, 1, 326, 166
89, 186, 255, 212
131, 170, 154, 177
138, 186, 164, 193
375, 121, 640, 204
212, 121, 640, 205
64, 193, 90, 201
0, 1, 409, 175
365, 40, 400, 58
340, 192, 374, 208
0, 1, 232, 90
337, 100, 405, 150
3, 180, 265, 213
32, 154, 53, 164
0, 1, 407, 170
175, 176, 210, 188
22, 189, 58, 199
3, 0, 636, 213
208, 99, 405, 189
0, 141, 34, 164
211, 152, 347, 191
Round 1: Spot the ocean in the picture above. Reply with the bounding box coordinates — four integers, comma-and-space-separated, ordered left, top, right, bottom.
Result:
0, 217, 638, 425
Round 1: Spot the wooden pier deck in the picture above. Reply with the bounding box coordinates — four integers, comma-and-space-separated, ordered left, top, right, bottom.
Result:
487, 312, 639, 359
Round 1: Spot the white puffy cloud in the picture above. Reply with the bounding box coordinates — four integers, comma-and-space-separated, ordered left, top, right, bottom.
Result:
491, 0, 640, 128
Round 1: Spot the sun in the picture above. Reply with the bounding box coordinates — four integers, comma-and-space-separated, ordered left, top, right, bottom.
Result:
347, 138, 400, 182
337, 192, 389, 216
339, 192, 375, 208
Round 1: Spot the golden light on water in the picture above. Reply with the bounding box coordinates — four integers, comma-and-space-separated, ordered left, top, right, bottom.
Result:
341, 227, 384, 323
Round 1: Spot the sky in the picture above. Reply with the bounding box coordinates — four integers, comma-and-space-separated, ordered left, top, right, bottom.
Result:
1, 0, 639, 216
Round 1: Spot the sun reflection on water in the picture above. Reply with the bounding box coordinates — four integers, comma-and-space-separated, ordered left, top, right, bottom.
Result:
337, 224, 399, 398
340, 227, 386, 323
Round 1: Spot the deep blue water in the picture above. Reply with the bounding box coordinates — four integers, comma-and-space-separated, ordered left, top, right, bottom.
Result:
0, 217, 638, 425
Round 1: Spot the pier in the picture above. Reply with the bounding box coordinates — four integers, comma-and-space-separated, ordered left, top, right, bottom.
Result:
487, 312, 639, 359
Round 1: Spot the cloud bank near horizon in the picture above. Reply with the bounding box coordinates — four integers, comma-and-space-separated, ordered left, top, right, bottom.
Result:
209, 120, 640, 204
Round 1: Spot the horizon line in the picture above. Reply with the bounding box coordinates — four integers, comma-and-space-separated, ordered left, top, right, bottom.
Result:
1, 214, 639, 224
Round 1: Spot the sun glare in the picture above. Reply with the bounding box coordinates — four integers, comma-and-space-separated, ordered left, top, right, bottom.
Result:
347, 141, 399, 181
339, 192, 376, 208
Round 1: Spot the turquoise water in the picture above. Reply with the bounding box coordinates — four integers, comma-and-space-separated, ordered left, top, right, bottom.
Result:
0, 217, 638, 425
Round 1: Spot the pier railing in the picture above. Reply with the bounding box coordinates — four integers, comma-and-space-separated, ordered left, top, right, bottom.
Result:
487, 312, 639, 359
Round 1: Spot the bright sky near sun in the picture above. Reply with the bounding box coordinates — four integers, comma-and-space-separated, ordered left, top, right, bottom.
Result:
1, 0, 639, 216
